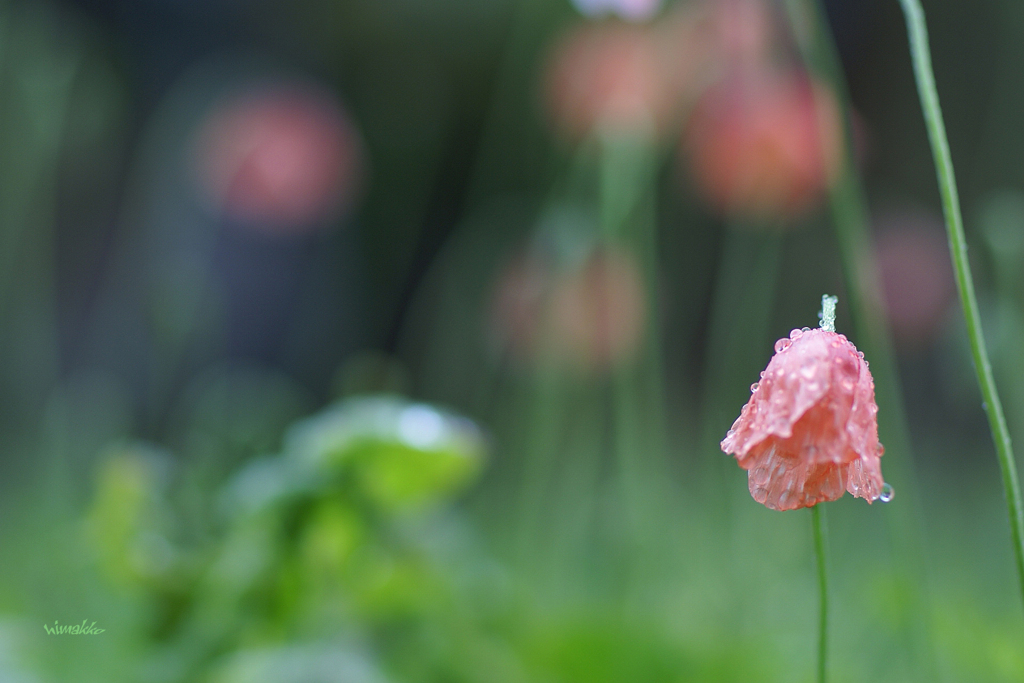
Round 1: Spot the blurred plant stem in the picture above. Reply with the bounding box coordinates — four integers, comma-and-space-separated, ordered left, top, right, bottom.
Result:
693, 224, 780, 643
514, 359, 567, 565
698, 229, 781, 510
896, 0, 1024, 614
812, 504, 829, 683
597, 127, 671, 602
598, 129, 656, 509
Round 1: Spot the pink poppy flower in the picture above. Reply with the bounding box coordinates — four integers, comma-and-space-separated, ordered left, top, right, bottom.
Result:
720, 297, 887, 510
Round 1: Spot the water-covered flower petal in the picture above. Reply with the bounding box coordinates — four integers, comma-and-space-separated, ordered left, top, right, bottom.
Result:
721, 327, 884, 510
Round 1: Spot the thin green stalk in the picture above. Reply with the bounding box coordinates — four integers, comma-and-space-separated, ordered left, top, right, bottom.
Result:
897, 0, 1024, 610
514, 361, 565, 567
811, 504, 829, 683
598, 130, 653, 577
699, 230, 782, 507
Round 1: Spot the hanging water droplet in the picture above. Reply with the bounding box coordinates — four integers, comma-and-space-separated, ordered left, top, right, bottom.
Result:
878, 483, 894, 503
750, 382, 760, 393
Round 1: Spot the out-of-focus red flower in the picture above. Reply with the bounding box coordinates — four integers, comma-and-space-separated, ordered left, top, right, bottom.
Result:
490, 246, 647, 372
548, 248, 646, 370
720, 325, 885, 511
193, 85, 363, 233
683, 69, 842, 221
544, 22, 667, 138
874, 210, 955, 347
655, 0, 773, 117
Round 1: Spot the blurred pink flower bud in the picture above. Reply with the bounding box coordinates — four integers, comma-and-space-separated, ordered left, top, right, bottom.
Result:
683, 69, 843, 221
721, 325, 886, 511
490, 246, 647, 372
544, 22, 667, 138
490, 249, 552, 363
548, 248, 647, 370
652, 0, 775, 131
193, 84, 363, 233
874, 209, 956, 347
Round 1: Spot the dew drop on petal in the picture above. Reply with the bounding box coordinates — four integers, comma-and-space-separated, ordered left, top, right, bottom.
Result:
750, 382, 760, 393
801, 326, 810, 332
775, 338, 792, 353
878, 482, 894, 503
789, 328, 803, 339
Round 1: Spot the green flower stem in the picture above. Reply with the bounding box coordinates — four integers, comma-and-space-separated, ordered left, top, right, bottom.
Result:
898, 0, 1024, 611
812, 504, 829, 683
598, 129, 655, 566
700, 230, 782, 508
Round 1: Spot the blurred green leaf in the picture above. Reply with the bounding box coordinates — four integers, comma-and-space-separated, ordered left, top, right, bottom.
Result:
208, 644, 392, 683
85, 443, 179, 590
283, 395, 485, 509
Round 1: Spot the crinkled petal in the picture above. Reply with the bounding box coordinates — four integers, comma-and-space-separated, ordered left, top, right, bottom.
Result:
721, 327, 885, 510
722, 329, 834, 459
